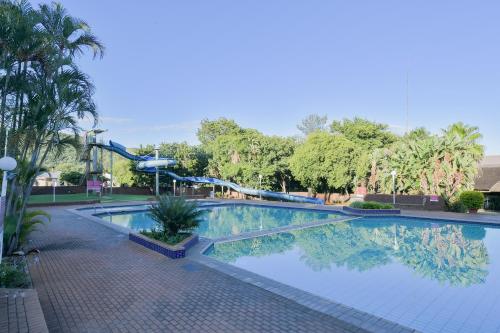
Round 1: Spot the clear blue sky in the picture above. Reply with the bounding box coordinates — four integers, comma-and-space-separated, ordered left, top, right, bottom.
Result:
38, 0, 500, 153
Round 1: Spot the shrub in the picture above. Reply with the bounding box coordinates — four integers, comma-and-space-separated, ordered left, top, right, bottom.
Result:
459, 191, 484, 211
0, 260, 29, 288
148, 196, 204, 237
3, 210, 50, 254
448, 200, 467, 213
349, 201, 394, 209
60, 171, 84, 185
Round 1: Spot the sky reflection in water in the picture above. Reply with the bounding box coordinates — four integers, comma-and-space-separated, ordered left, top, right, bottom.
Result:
207, 217, 500, 333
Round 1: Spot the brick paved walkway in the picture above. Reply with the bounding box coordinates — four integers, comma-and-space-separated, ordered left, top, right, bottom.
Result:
27, 207, 368, 333
0, 288, 48, 333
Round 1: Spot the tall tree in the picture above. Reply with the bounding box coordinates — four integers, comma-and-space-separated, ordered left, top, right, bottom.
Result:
289, 132, 356, 195
297, 114, 328, 136
368, 124, 484, 202
0, 0, 104, 253
197, 118, 242, 148
330, 117, 396, 150
205, 126, 297, 192
331, 117, 397, 187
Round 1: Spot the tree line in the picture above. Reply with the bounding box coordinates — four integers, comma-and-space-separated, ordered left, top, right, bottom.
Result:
115, 116, 482, 206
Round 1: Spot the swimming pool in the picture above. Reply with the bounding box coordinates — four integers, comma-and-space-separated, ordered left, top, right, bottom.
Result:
206, 217, 500, 333
99, 204, 341, 239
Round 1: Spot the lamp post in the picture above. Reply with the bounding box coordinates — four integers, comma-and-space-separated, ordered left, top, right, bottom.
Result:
50, 172, 58, 203
0, 156, 17, 264
390, 170, 397, 205
173, 179, 176, 196
109, 150, 113, 196
258, 174, 263, 200
154, 145, 160, 196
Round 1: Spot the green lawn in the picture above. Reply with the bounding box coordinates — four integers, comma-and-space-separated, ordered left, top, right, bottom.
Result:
28, 193, 154, 204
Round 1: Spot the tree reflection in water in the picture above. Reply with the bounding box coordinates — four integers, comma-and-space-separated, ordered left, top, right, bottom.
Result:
196, 205, 338, 238
209, 218, 489, 287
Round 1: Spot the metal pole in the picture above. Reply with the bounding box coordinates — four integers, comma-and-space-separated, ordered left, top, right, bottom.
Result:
173, 180, 176, 196
0, 127, 9, 263
390, 170, 397, 205
92, 137, 98, 182
259, 174, 262, 200
52, 177, 56, 203
110, 150, 113, 196
392, 174, 396, 205
155, 145, 159, 196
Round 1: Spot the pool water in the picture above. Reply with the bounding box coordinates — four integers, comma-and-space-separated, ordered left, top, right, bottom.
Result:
99, 204, 340, 239
206, 217, 500, 333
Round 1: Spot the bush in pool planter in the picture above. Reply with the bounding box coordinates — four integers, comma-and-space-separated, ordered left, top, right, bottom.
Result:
459, 191, 484, 213
143, 196, 204, 244
350, 201, 394, 210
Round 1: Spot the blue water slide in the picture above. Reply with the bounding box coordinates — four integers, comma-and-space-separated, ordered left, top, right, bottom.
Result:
99, 141, 324, 205
162, 171, 324, 204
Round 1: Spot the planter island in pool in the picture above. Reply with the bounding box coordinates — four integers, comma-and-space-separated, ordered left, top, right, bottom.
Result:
129, 232, 199, 259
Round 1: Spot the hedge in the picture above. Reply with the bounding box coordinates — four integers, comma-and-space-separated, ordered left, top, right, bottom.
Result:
350, 201, 394, 210
459, 191, 484, 210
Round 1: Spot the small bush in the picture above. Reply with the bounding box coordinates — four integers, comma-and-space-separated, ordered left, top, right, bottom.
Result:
459, 191, 484, 211
60, 170, 84, 185
448, 200, 467, 213
3, 210, 50, 254
349, 201, 394, 209
0, 260, 29, 288
148, 196, 204, 237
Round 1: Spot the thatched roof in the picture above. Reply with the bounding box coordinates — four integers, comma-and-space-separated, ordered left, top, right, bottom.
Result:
475, 156, 500, 193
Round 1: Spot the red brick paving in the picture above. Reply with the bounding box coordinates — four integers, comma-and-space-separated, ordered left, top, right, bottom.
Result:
27, 207, 367, 333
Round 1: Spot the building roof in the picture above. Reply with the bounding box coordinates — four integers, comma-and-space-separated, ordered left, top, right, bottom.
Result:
475, 156, 500, 193
36, 171, 61, 179
479, 155, 500, 167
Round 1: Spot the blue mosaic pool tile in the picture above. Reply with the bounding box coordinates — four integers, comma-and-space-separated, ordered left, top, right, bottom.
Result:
128, 233, 198, 259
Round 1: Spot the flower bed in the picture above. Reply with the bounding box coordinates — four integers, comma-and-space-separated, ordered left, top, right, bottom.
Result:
129, 232, 199, 259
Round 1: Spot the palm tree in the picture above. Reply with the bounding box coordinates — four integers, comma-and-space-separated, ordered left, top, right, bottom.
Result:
0, 1, 104, 254
38, 2, 104, 59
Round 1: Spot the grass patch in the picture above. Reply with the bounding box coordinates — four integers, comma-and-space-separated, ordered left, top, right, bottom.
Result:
28, 193, 153, 204
140, 230, 191, 246
350, 201, 394, 209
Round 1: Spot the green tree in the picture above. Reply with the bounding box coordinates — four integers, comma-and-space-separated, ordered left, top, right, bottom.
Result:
197, 118, 242, 148
369, 123, 484, 202
203, 122, 297, 192
0, 0, 104, 253
297, 114, 328, 136
289, 132, 356, 195
330, 117, 397, 187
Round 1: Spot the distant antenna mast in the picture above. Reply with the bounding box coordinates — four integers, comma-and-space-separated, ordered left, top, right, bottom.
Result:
405, 72, 409, 134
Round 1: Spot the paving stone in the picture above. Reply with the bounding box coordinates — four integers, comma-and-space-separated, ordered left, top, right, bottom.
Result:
26, 206, 369, 333
0, 288, 48, 333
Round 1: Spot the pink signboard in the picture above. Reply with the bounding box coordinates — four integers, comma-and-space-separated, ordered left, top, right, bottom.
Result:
87, 180, 102, 192
429, 195, 439, 202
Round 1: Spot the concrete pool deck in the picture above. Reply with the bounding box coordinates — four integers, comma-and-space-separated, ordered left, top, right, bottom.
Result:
24, 200, 500, 332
